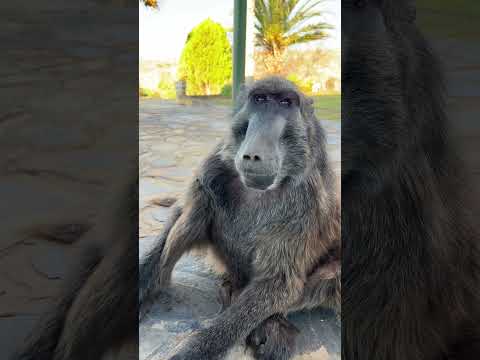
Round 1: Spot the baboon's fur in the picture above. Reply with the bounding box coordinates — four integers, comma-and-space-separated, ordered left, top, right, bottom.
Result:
140, 77, 340, 360
342, 1, 480, 359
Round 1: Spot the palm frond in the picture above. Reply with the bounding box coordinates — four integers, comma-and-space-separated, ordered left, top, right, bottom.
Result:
142, 0, 158, 7
254, 0, 332, 56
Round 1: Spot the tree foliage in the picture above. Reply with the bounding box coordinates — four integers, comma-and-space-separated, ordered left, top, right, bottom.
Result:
142, 0, 157, 7
179, 19, 232, 96
255, 0, 332, 72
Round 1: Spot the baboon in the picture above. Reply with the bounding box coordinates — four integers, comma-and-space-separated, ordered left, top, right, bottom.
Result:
342, 1, 480, 359
140, 77, 341, 360
12, 174, 139, 360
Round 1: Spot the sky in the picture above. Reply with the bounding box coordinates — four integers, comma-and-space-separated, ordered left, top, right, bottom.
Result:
139, 0, 341, 62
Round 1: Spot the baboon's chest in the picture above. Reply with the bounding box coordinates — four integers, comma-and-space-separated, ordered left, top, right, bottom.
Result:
211, 202, 295, 279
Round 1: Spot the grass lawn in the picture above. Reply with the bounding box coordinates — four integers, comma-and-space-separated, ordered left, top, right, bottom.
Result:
207, 94, 341, 121
312, 95, 341, 121
142, 93, 341, 122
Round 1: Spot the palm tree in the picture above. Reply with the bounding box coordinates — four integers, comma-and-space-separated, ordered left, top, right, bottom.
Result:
142, 0, 157, 7
255, 0, 332, 72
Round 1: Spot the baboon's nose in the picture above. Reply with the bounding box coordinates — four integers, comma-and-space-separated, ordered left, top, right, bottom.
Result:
242, 154, 262, 162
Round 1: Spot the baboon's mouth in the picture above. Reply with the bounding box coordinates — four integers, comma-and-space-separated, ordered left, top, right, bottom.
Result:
241, 172, 276, 191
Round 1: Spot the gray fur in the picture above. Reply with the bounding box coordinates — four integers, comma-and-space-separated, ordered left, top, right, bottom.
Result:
342, 1, 480, 359
139, 77, 340, 360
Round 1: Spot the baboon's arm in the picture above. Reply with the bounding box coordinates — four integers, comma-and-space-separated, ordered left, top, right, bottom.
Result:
139, 180, 212, 318
169, 273, 305, 360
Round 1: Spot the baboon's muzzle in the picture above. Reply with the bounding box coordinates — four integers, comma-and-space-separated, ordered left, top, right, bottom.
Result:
235, 113, 286, 190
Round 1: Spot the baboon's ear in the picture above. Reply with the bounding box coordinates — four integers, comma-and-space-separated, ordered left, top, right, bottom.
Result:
237, 83, 249, 100
301, 95, 315, 118
239, 83, 249, 93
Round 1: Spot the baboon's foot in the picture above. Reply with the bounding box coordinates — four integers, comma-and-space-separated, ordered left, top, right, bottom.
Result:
246, 314, 299, 360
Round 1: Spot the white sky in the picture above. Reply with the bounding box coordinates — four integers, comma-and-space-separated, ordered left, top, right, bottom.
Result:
140, 0, 340, 62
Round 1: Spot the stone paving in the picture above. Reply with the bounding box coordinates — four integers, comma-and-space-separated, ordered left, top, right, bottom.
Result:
139, 99, 341, 360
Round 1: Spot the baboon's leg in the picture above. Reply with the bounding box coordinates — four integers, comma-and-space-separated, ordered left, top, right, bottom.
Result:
215, 254, 339, 360
290, 260, 341, 313
218, 274, 298, 360
246, 314, 300, 360
216, 275, 297, 360
139, 205, 182, 316
244, 261, 340, 360
218, 274, 299, 360
139, 193, 212, 318
169, 272, 304, 360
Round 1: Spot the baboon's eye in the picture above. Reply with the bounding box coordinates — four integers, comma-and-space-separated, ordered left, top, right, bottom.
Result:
279, 98, 292, 107
354, 0, 367, 9
234, 121, 249, 137
254, 94, 267, 104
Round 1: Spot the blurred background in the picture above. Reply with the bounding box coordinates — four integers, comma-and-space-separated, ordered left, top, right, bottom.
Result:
139, 0, 340, 121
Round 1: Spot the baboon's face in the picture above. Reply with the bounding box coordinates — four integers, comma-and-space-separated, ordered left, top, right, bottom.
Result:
229, 79, 311, 191
342, 0, 415, 185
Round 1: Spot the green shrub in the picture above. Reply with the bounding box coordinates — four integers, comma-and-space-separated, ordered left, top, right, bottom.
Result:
220, 83, 232, 98
158, 80, 176, 99
179, 19, 232, 96
139, 87, 156, 97
286, 73, 313, 95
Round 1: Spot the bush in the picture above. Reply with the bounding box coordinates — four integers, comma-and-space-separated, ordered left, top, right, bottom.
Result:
220, 83, 232, 98
179, 19, 232, 96
139, 87, 156, 97
157, 80, 176, 99
286, 74, 313, 95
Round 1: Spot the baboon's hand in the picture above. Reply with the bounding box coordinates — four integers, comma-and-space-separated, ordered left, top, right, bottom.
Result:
169, 276, 303, 360
246, 314, 299, 360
